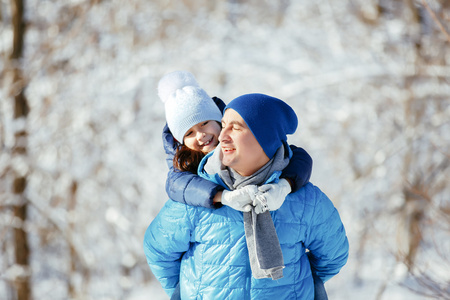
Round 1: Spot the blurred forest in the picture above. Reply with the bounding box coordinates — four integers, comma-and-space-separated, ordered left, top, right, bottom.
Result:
0, 0, 449, 299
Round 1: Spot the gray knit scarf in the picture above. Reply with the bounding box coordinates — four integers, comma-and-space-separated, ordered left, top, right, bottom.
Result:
204, 145, 289, 280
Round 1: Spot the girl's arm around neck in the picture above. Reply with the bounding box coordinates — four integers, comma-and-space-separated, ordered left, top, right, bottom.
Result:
281, 145, 313, 192
163, 123, 224, 208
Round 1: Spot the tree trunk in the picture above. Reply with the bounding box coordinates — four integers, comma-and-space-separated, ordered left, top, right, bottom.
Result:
13, 177, 30, 300
10, 0, 31, 299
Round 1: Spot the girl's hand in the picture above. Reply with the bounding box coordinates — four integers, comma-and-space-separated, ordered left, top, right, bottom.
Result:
221, 185, 258, 212
253, 179, 291, 214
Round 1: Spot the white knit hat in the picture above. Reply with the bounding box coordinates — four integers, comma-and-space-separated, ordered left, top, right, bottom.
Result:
158, 71, 222, 143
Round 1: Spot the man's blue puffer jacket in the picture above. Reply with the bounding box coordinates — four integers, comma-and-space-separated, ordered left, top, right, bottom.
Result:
144, 158, 349, 299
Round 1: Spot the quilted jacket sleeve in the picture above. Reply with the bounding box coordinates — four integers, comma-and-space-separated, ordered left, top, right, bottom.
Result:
305, 187, 349, 282
162, 123, 177, 169
162, 123, 224, 208
280, 145, 313, 192
143, 200, 193, 297
166, 169, 224, 208
212, 96, 226, 113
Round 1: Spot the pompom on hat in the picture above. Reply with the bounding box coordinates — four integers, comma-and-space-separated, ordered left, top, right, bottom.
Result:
225, 93, 298, 159
158, 71, 222, 143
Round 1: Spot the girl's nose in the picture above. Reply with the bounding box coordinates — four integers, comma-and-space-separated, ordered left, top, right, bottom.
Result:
197, 131, 206, 140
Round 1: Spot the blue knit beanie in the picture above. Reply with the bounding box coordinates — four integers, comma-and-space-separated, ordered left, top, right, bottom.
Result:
158, 71, 222, 143
225, 93, 298, 159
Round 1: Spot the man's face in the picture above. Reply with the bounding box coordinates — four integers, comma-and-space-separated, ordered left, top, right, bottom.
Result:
219, 109, 269, 176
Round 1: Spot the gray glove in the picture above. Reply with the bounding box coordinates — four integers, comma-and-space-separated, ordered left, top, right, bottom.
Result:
253, 178, 291, 214
221, 185, 258, 212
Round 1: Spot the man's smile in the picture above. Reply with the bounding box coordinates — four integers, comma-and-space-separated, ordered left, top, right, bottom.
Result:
222, 146, 236, 153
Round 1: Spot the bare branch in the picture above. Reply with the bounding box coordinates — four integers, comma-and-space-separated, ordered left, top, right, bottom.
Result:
421, 0, 450, 43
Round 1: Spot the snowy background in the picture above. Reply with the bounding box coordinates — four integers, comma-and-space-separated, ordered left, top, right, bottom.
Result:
1, 0, 449, 299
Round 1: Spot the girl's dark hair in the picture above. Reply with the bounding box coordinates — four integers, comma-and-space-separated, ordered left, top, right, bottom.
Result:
173, 144, 206, 173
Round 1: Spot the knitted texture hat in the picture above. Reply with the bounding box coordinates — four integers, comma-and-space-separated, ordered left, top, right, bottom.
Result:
225, 93, 298, 159
158, 71, 222, 143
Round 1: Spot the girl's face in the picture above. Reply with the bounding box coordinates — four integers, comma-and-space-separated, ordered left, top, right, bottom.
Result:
183, 120, 221, 153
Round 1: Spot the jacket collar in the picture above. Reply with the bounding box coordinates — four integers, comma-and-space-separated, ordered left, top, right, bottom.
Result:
197, 147, 289, 190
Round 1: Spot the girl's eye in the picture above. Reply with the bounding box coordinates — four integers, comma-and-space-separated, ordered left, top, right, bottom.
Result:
202, 121, 209, 126
185, 131, 193, 137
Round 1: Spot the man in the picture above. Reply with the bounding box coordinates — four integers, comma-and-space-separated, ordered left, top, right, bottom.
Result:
144, 93, 349, 299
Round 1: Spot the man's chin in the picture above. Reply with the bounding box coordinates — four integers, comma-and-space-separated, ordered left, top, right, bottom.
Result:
221, 157, 233, 168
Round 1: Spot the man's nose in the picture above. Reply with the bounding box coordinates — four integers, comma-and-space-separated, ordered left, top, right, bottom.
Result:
219, 127, 228, 143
